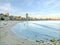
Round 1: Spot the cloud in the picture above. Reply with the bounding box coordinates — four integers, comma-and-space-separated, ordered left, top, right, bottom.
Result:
23, 0, 34, 7
0, 0, 60, 16
40, 0, 60, 12
0, 3, 16, 14
45, 0, 56, 5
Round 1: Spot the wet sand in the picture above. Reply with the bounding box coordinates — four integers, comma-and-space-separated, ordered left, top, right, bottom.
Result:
0, 21, 36, 45
0, 21, 60, 45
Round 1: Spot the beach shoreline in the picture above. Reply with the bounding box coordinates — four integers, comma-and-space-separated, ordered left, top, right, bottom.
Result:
0, 21, 36, 45
0, 21, 60, 45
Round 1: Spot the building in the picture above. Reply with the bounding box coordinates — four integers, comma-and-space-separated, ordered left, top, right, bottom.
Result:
26, 13, 28, 20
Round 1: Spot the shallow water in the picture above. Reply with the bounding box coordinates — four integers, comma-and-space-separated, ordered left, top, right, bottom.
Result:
11, 21, 60, 41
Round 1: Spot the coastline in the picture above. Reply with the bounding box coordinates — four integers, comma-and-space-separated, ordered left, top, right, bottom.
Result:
0, 21, 36, 45
0, 21, 60, 45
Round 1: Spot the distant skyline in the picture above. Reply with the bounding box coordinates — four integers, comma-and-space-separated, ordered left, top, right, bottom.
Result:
0, 0, 60, 17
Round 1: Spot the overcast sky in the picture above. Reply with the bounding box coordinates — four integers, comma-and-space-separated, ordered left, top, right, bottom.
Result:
0, 0, 60, 17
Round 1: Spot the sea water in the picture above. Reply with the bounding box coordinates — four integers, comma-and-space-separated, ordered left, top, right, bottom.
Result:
11, 21, 60, 42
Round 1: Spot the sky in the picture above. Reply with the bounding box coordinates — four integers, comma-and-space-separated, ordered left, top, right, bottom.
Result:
0, 0, 60, 17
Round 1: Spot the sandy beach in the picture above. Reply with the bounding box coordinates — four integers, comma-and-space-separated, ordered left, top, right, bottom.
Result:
0, 21, 36, 45
0, 21, 60, 45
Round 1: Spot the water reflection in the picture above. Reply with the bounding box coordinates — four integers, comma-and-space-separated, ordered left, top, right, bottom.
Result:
11, 21, 60, 42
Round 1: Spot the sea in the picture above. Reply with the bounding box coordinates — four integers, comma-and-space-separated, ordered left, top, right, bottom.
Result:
11, 21, 60, 42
